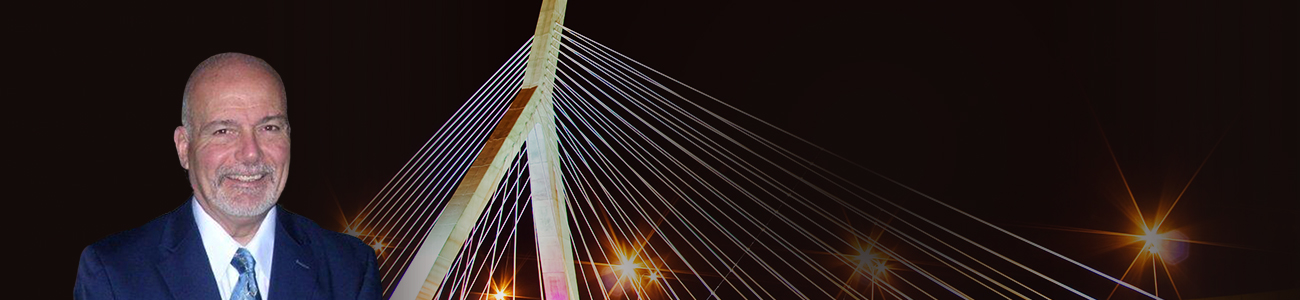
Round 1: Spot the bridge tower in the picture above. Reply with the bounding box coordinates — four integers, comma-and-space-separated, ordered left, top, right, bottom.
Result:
388, 0, 576, 299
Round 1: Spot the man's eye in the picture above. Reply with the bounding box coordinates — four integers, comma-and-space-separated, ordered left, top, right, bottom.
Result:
263, 125, 282, 131
213, 128, 232, 135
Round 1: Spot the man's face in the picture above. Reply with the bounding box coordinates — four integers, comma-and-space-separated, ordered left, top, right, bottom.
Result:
174, 65, 290, 218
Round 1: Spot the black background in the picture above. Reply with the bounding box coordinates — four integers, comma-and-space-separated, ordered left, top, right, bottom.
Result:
13, 0, 1296, 297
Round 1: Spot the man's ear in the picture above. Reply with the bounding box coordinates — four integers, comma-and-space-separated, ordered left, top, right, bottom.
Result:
174, 126, 191, 170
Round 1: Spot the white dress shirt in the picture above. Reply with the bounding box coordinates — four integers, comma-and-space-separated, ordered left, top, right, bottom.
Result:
193, 198, 276, 300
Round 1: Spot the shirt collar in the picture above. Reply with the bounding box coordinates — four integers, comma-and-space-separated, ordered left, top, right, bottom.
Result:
192, 197, 276, 278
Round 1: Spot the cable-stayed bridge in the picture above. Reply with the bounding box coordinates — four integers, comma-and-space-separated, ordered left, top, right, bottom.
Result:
340, 1, 1191, 299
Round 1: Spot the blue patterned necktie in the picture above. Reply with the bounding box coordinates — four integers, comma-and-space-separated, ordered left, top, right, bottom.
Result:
230, 248, 262, 300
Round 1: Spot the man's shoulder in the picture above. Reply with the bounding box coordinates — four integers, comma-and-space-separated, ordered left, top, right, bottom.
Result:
84, 204, 188, 259
275, 207, 381, 300
77, 204, 193, 300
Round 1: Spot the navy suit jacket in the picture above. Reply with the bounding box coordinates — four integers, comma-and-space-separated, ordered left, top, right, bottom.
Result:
75, 201, 381, 300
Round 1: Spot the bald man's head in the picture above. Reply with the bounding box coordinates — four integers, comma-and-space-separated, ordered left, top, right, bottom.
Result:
173, 52, 292, 222
181, 53, 286, 130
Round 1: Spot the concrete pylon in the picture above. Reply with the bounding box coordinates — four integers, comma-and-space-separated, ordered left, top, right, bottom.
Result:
387, 0, 573, 299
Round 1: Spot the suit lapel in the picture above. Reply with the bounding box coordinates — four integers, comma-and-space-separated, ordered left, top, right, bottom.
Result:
157, 201, 222, 300
270, 206, 323, 299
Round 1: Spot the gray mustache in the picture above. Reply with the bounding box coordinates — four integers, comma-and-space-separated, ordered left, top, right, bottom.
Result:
217, 164, 275, 178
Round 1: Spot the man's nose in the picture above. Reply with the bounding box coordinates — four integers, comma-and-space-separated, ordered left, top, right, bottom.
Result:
236, 130, 263, 163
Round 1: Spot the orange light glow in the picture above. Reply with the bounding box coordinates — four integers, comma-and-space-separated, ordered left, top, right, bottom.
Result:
617, 261, 640, 275
854, 252, 878, 264
846, 248, 890, 277
1137, 230, 1165, 254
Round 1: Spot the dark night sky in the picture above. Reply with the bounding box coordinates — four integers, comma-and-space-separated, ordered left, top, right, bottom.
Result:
15, 0, 1296, 298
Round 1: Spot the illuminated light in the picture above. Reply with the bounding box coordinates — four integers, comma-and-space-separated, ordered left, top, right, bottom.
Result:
867, 262, 886, 275
370, 240, 386, 252
344, 227, 363, 238
846, 248, 889, 276
853, 251, 879, 264
1139, 231, 1163, 253
1138, 230, 1163, 242
616, 261, 640, 275
647, 272, 660, 280
1135, 229, 1169, 256
494, 292, 507, 300
1130, 228, 1191, 261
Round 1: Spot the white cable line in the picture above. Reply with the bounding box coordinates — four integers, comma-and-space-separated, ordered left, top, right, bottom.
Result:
361, 39, 530, 239
553, 72, 837, 297
560, 168, 612, 300
557, 85, 752, 299
443, 151, 529, 299
553, 116, 701, 300
371, 46, 536, 287
552, 128, 619, 300
375, 75, 521, 267
373, 66, 528, 296
561, 39, 948, 299
553, 56, 847, 297
352, 37, 534, 232
579, 46, 1055, 297
564, 28, 1102, 300
564, 27, 1159, 299
372, 63, 523, 262
365, 56, 527, 236
364, 42, 532, 286
460, 163, 530, 300
564, 34, 1087, 300
562, 38, 1017, 299
585, 54, 1040, 300
444, 157, 514, 300
376, 71, 529, 291
559, 48, 925, 297
552, 96, 701, 300
550, 107, 692, 300
457, 150, 527, 299
366, 64, 522, 238
555, 81, 771, 298
559, 75, 852, 300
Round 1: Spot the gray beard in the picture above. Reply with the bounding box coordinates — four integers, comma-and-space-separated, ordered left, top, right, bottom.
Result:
207, 164, 280, 217
210, 184, 278, 217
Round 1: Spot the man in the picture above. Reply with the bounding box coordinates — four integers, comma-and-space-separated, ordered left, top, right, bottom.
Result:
75, 53, 380, 300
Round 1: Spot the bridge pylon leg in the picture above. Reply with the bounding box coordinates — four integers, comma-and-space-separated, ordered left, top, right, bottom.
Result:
527, 121, 580, 300
387, 0, 572, 299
